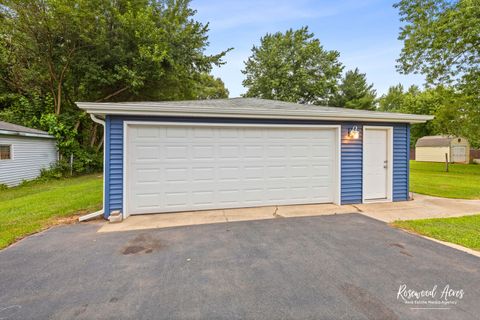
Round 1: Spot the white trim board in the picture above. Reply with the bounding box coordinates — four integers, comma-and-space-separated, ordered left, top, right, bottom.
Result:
362, 126, 394, 203
122, 121, 342, 218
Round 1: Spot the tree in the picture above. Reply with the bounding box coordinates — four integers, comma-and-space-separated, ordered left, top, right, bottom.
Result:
242, 27, 343, 105
193, 74, 229, 99
330, 68, 376, 110
395, 0, 480, 91
377, 84, 480, 146
378, 84, 405, 112
395, 0, 480, 147
0, 0, 230, 173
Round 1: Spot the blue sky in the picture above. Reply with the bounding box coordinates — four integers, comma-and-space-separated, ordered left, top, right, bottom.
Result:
192, 0, 425, 98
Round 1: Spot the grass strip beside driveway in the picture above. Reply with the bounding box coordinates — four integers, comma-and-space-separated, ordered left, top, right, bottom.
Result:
0, 175, 102, 249
410, 160, 480, 199
393, 215, 480, 251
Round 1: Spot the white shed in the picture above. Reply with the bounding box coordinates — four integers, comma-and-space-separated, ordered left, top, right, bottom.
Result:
415, 135, 470, 164
0, 121, 58, 186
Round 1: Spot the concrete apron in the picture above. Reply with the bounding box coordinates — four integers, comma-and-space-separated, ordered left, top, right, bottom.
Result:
98, 193, 480, 233
98, 203, 359, 233
356, 193, 480, 223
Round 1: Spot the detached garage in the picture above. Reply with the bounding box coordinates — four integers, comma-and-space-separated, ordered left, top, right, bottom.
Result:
77, 98, 433, 219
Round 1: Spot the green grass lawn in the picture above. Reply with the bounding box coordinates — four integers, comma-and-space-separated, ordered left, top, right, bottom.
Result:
410, 160, 480, 199
0, 175, 102, 249
393, 215, 480, 251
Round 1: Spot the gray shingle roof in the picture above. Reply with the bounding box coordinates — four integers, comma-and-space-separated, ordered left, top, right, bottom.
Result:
415, 135, 454, 147
76, 98, 434, 124
0, 120, 52, 137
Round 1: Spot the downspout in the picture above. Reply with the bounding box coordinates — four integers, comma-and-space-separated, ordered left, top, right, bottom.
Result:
79, 114, 106, 221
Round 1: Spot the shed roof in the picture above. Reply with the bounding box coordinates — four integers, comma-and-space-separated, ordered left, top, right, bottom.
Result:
76, 98, 433, 124
415, 135, 464, 147
0, 120, 53, 138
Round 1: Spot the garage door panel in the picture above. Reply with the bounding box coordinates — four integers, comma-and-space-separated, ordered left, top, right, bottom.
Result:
218, 189, 242, 202
165, 127, 188, 138
164, 168, 188, 182
243, 145, 264, 158
191, 145, 215, 159
243, 129, 263, 138
127, 124, 337, 214
193, 127, 215, 138
191, 191, 215, 205
244, 166, 265, 178
266, 187, 289, 200
136, 126, 160, 138
135, 145, 160, 161
191, 167, 215, 180
134, 193, 162, 208
135, 168, 161, 182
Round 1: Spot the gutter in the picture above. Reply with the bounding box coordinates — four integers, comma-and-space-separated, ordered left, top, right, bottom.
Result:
0, 129, 55, 139
79, 114, 106, 222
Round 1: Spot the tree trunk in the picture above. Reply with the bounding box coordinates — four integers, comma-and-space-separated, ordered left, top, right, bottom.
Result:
90, 123, 98, 147
96, 134, 104, 152
55, 82, 62, 115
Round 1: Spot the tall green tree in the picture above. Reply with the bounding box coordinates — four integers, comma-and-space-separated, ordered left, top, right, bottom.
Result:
242, 27, 343, 105
0, 0, 230, 172
329, 68, 376, 110
378, 84, 405, 112
395, 0, 480, 147
193, 74, 229, 100
395, 0, 480, 91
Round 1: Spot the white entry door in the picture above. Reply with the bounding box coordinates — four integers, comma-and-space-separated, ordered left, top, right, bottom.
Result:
363, 127, 392, 202
125, 123, 339, 215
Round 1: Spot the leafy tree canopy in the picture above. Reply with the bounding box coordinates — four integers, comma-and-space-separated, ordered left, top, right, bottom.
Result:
329, 68, 376, 110
242, 27, 343, 105
379, 84, 480, 147
193, 74, 229, 100
378, 84, 405, 112
0, 0, 230, 173
395, 0, 480, 147
395, 0, 480, 93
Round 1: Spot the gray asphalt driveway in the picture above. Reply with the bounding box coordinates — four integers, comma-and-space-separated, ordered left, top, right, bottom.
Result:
0, 214, 479, 320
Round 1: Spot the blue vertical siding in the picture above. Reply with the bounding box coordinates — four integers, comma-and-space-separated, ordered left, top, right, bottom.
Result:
392, 124, 409, 201
340, 124, 363, 204
104, 116, 124, 218
103, 116, 410, 217
407, 125, 411, 199
339, 123, 410, 203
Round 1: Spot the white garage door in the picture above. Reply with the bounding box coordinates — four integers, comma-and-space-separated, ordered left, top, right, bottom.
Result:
125, 123, 339, 215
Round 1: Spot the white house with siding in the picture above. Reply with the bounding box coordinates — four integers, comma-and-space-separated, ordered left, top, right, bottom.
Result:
0, 121, 57, 186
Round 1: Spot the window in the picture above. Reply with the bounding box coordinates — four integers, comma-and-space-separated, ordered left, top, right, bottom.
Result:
0, 145, 11, 160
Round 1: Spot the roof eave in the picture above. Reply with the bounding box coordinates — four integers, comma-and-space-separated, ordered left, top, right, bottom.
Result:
0, 130, 55, 139
76, 103, 434, 124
